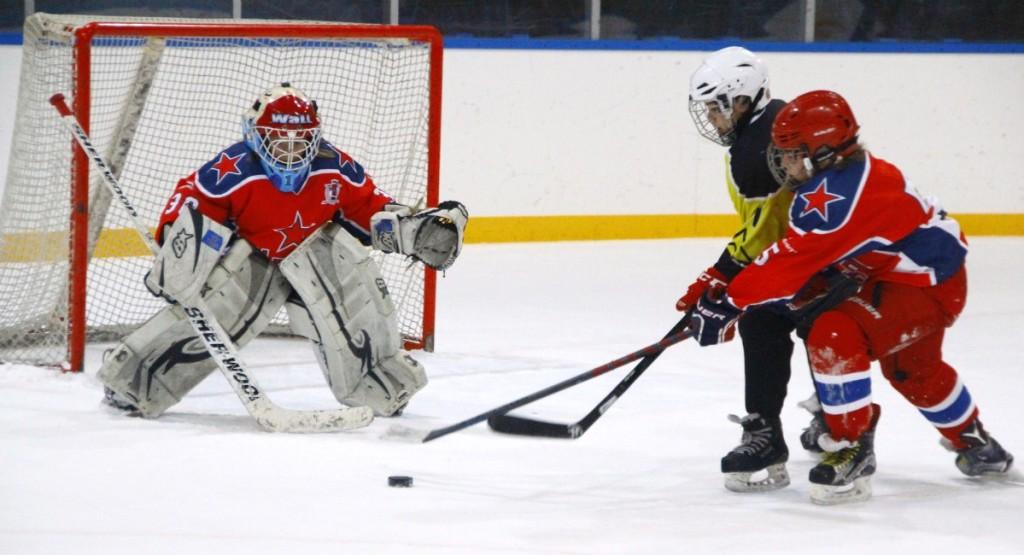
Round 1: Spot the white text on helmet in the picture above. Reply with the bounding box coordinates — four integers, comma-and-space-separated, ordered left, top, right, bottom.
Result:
270, 113, 313, 125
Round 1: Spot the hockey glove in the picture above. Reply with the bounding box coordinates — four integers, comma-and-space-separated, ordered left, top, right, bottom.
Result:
676, 266, 729, 312
690, 291, 743, 346
787, 257, 871, 326
371, 201, 469, 271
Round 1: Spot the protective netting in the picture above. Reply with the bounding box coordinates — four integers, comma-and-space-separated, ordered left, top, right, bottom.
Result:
0, 14, 437, 367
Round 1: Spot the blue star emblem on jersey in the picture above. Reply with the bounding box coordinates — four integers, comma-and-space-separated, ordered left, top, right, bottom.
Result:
275, 211, 316, 256
209, 152, 244, 185
799, 179, 845, 221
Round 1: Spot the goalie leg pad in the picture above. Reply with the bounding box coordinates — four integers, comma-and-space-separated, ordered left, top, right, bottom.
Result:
145, 205, 232, 303
337, 350, 427, 417
99, 240, 290, 417
281, 222, 427, 416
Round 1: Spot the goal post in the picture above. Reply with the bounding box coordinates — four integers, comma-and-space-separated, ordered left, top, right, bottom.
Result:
0, 13, 443, 372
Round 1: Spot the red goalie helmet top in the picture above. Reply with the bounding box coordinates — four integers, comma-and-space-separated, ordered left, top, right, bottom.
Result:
251, 86, 320, 131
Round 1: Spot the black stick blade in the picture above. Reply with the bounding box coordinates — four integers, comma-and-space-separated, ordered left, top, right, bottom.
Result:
487, 414, 580, 439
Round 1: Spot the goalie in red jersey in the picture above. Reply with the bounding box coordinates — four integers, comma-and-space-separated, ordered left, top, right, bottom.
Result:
98, 83, 467, 419
689, 90, 1013, 504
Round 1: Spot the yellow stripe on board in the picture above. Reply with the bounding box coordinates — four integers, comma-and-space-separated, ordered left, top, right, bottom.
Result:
464, 213, 1024, 243
949, 214, 1024, 237
465, 214, 741, 243
1, 214, 1022, 262
0, 228, 154, 262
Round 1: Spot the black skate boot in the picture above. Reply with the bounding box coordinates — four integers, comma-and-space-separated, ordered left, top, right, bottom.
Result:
721, 413, 790, 492
808, 404, 880, 505
944, 420, 1014, 477
797, 393, 829, 455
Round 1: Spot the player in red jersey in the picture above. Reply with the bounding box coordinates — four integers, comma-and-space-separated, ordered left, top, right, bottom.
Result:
690, 90, 1013, 504
99, 83, 467, 420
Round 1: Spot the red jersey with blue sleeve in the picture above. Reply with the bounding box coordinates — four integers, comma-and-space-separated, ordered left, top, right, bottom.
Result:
156, 140, 393, 261
727, 153, 968, 310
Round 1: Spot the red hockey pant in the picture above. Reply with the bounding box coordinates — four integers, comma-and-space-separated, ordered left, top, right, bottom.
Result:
805, 267, 977, 448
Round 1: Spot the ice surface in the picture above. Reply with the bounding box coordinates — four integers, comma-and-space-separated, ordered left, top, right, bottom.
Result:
2, 238, 1022, 554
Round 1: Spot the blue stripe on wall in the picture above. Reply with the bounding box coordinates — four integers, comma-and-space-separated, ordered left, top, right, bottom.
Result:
442, 37, 1024, 54
0, 30, 1020, 53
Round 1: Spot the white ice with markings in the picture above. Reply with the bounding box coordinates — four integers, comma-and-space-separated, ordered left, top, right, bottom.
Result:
2, 238, 1022, 553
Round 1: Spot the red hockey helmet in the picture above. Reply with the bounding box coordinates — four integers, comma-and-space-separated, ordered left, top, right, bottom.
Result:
243, 83, 322, 192
767, 90, 860, 187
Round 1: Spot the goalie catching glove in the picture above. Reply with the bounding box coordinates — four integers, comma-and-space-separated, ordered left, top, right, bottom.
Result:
370, 201, 468, 271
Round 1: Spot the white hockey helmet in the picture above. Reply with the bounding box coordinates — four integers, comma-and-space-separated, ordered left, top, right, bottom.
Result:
243, 83, 323, 193
688, 46, 770, 146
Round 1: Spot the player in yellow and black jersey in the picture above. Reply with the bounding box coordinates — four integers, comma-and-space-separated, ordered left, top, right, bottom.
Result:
678, 47, 825, 493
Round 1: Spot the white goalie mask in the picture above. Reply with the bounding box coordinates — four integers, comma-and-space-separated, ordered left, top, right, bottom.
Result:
688, 46, 770, 146
243, 83, 323, 193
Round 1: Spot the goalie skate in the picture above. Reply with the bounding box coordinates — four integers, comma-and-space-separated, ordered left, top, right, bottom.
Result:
721, 413, 790, 492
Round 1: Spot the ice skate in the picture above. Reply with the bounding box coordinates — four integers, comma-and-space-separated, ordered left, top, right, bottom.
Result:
942, 420, 1014, 477
808, 406, 879, 505
797, 393, 829, 455
721, 413, 790, 492
102, 386, 140, 415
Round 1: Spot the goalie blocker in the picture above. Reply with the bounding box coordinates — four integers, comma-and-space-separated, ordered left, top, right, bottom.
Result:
100, 207, 435, 418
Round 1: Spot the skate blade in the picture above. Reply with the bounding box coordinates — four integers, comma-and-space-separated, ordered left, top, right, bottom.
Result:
964, 464, 1019, 482
724, 463, 790, 493
809, 476, 872, 505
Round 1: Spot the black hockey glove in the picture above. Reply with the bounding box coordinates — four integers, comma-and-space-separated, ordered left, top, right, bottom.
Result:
690, 291, 743, 346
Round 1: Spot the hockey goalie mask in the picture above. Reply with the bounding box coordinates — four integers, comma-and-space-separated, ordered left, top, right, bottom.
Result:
243, 83, 322, 193
768, 90, 860, 189
688, 46, 769, 146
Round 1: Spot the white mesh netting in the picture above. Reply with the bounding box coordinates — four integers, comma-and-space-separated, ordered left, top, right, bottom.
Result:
0, 14, 437, 367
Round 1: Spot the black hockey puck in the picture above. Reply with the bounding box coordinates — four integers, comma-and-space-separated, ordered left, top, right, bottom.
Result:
388, 475, 413, 488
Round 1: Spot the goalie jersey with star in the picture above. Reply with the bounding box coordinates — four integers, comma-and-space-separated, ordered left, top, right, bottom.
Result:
156, 140, 392, 261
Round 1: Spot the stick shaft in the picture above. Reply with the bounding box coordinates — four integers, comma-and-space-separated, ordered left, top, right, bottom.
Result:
488, 316, 692, 438
421, 327, 691, 442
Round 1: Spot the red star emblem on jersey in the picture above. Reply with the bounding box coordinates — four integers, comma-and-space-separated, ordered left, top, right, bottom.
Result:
274, 211, 317, 257
209, 152, 244, 184
799, 179, 844, 220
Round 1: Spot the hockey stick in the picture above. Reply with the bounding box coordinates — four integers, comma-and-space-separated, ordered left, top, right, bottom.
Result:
383, 321, 693, 443
487, 315, 692, 439
484, 274, 862, 440
49, 93, 373, 433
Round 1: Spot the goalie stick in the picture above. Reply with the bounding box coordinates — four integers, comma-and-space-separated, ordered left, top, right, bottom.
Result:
383, 321, 692, 443
487, 315, 692, 439
49, 93, 373, 433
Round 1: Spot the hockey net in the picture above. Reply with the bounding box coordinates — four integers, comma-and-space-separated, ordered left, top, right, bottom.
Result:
0, 13, 442, 371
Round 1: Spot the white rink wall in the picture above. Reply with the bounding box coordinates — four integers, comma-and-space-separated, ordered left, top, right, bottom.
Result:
1, 44, 1022, 216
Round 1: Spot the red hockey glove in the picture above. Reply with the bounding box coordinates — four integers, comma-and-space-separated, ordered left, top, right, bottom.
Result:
676, 267, 729, 312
